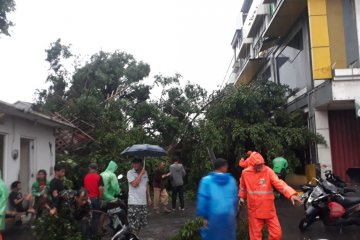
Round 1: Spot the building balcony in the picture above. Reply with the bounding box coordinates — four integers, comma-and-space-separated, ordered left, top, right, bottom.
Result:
238, 37, 254, 59
231, 29, 254, 60
235, 57, 267, 84
263, 0, 307, 38
253, 18, 272, 57
231, 30, 242, 49
243, 0, 268, 39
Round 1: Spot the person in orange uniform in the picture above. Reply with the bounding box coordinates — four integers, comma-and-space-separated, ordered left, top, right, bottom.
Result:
239, 152, 302, 240
239, 151, 253, 168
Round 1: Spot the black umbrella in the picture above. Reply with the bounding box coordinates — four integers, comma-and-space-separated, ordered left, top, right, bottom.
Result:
121, 144, 167, 167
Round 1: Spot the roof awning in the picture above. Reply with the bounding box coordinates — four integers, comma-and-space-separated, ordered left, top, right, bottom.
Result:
235, 58, 267, 84
263, 0, 307, 38
0, 100, 74, 129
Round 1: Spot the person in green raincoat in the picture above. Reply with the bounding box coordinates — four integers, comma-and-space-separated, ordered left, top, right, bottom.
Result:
0, 172, 8, 240
100, 161, 120, 201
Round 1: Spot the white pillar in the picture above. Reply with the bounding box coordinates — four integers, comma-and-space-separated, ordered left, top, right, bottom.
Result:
354, 0, 360, 63
314, 110, 332, 178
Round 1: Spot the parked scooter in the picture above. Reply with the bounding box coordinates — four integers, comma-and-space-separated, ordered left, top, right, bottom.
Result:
299, 176, 360, 232
104, 174, 139, 240
300, 168, 356, 210
322, 165, 356, 194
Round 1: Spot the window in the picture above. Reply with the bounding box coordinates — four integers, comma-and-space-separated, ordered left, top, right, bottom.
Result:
343, 0, 359, 67
276, 29, 310, 90
278, 31, 303, 63
257, 67, 271, 82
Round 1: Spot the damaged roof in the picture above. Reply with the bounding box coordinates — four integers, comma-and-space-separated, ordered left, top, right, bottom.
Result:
0, 100, 75, 129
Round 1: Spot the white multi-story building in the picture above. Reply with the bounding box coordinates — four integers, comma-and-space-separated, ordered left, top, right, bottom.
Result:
229, 0, 360, 180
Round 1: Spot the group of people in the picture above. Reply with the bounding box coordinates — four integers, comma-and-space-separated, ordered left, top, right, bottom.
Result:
0, 155, 187, 238
0, 150, 295, 240
0, 165, 67, 239
197, 151, 301, 240
4, 165, 67, 221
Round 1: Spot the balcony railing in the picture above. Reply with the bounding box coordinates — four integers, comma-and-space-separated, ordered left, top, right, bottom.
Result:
253, 18, 268, 56
242, 0, 268, 39
235, 57, 251, 80
263, 0, 307, 38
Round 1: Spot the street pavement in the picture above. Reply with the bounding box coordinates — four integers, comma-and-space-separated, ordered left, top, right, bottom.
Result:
275, 198, 359, 240
140, 199, 360, 240
3, 199, 359, 239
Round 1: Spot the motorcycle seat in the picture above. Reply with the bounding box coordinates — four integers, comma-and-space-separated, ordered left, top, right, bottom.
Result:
340, 196, 360, 208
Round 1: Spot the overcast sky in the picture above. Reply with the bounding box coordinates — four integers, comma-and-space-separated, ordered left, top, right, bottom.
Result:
0, 0, 242, 103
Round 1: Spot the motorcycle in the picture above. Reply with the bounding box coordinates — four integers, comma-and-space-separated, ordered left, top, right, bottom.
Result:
96, 199, 138, 240
300, 168, 356, 210
101, 174, 139, 240
299, 176, 360, 232
60, 174, 139, 240
322, 166, 356, 194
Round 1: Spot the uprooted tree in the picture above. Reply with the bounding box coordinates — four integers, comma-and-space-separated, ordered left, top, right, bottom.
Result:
32, 39, 324, 239
35, 39, 324, 189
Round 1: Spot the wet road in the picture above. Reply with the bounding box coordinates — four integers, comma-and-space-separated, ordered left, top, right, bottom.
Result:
139, 203, 197, 240
140, 199, 360, 240
4, 199, 359, 239
275, 199, 359, 240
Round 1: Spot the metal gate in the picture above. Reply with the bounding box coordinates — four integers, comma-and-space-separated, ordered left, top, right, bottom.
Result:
328, 110, 360, 182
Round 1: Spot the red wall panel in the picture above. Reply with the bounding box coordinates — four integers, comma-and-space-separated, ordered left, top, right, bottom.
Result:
328, 110, 360, 181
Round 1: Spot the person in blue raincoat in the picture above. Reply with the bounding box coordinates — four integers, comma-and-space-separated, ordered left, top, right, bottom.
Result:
196, 158, 238, 240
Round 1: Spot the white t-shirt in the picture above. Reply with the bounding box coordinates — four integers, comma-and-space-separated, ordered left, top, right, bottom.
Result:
127, 169, 148, 205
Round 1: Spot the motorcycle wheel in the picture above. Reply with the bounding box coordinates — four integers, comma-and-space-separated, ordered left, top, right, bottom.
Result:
299, 218, 310, 232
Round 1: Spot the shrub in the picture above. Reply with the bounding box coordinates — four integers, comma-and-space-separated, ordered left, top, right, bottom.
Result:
171, 217, 203, 240
32, 208, 86, 240
171, 217, 268, 240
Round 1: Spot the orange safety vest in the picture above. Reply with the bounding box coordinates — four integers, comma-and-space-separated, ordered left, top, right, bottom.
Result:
239, 165, 297, 219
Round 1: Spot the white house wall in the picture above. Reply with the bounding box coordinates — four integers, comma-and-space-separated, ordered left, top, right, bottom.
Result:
0, 115, 55, 189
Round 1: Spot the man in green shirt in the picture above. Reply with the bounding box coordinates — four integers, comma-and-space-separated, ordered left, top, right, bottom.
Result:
272, 157, 289, 180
